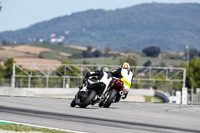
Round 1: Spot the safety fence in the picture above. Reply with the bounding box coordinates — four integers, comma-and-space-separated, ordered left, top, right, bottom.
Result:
0, 78, 11, 87
193, 93, 200, 104
14, 76, 83, 88
12, 63, 186, 92
188, 88, 200, 105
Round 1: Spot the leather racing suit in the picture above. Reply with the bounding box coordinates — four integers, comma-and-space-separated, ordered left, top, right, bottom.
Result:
111, 67, 133, 101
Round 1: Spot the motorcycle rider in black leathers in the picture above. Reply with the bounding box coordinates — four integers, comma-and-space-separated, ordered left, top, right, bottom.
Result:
71, 66, 112, 107
111, 62, 133, 102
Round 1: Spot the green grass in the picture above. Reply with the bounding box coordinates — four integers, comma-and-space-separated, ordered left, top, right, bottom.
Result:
137, 56, 184, 66
0, 123, 73, 133
39, 51, 67, 61
72, 55, 184, 67
144, 96, 164, 103
72, 56, 122, 65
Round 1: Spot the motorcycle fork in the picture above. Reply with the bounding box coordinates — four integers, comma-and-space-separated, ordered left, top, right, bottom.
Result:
75, 90, 88, 104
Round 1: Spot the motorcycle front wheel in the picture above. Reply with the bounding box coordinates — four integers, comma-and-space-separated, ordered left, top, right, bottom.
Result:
79, 90, 97, 108
103, 89, 117, 108
70, 98, 76, 107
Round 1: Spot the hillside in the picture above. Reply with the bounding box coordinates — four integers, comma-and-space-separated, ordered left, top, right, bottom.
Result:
0, 3, 200, 51
0, 44, 83, 62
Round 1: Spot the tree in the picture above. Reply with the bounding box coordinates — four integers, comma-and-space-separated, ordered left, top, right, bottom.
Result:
42, 41, 51, 45
82, 51, 92, 58
142, 46, 161, 57
82, 47, 102, 58
143, 60, 152, 66
3, 57, 29, 78
0, 65, 4, 85
93, 50, 102, 57
180, 58, 200, 92
119, 56, 138, 66
82, 46, 94, 58
2, 40, 10, 45
56, 60, 81, 76
154, 74, 172, 94
82, 60, 90, 64
187, 49, 199, 59
57, 42, 63, 46
103, 47, 111, 57
87, 45, 93, 52
3, 58, 15, 78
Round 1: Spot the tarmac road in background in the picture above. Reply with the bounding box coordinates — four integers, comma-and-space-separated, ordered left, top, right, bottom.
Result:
0, 96, 200, 133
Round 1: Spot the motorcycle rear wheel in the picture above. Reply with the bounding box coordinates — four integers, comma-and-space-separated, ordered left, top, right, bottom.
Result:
103, 89, 117, 108
79, 90, 97, 108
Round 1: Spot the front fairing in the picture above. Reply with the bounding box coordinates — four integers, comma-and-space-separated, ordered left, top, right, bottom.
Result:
76, 90, 88, 104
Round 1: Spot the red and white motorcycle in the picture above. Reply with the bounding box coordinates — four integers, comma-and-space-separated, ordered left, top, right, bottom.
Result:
99, 78, 124, 108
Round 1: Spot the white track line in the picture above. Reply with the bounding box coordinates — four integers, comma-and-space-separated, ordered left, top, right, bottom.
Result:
0, 120, 86, 133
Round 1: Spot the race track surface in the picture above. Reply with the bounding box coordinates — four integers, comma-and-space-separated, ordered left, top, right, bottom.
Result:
0, 96, 200, 133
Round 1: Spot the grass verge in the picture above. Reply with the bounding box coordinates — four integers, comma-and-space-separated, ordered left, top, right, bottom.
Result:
0, 123, 73, 133
144, 96, 164, 103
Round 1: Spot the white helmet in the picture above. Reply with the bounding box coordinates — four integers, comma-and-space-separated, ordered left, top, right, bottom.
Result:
121, 62, 130, 69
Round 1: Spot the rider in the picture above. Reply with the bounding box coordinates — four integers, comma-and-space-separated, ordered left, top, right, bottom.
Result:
80, 66, 111, 92
111, 62, 133, 102
71, 66, 112, 107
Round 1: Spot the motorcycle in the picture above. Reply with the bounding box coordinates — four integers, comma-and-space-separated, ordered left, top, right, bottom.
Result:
70, 72, 112, 108
99, 78, 124, 108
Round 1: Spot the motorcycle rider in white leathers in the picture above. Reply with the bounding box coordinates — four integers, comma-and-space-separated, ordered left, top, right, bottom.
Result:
111, 62, 133, 102
71, 66, 112, 106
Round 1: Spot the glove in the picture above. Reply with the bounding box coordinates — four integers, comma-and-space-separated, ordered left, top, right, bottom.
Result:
122, 93, 128, 99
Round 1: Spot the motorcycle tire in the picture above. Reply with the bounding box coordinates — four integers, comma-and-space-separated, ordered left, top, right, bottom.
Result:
79, 90, 97, 108
103, 89, 117, 108
70, 98, 76, 107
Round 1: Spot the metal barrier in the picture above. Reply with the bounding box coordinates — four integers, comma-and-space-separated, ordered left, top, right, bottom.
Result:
14, 76, 83, 88
12, 63, 186, 90
0, 78, 11, 87
193, 93, 200, 104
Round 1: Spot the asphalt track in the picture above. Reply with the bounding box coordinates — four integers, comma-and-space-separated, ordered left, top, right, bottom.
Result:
0, 96, 200, 133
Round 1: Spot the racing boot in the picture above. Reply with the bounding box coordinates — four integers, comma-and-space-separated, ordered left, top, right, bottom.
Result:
114, 93, 121, 103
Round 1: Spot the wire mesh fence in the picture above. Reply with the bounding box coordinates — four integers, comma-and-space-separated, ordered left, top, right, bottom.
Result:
0, 78, 11, 87
193, 93, 200, 105
14, 76, 83, 88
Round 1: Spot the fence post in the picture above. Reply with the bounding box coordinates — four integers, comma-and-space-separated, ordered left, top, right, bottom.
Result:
149, 68, 152, 79
81, 64, 83, 77
183, 68, 186, 88
12, 63, 16, 88
98, 65, 101, 70
181, 68, 186, 104
63, 76, 65, 88
28, 75, 31, 88
46, 76, 49, 88
191, 86, 194, 105
67, 76, 70, 88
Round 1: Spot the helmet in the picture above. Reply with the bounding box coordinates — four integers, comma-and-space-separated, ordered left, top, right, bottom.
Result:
121, 62, 130, 69
101, 66, 109, 72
